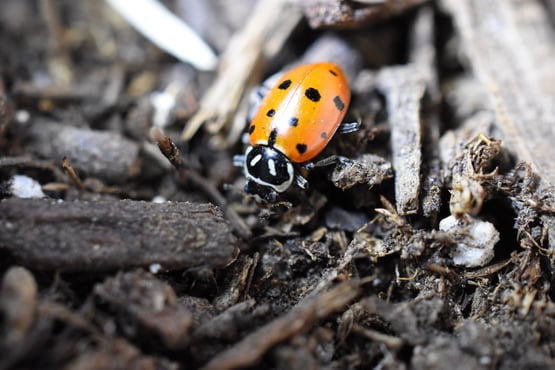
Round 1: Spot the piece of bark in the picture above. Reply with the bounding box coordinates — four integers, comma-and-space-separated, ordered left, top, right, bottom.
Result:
212, 254, 258, 311
376, 65, 426, 215
24, 119, 140, 183
330, 154, 393, 190
200, 280, 361, 370
93, 270, 193, 349
409, 6, 442, 218
191, 299, 259, 342
419, 115, 442, 219
151, 128, 251, 239
441, 0, 555, 189
0, 199, 237, 272
300, 0, 427, 29
409, 6, 438, 102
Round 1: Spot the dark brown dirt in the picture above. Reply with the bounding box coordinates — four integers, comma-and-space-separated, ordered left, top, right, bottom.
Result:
1, 1, 555, 369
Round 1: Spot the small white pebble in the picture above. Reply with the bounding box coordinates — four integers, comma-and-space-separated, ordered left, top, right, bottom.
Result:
152, 195, 167, 203
15, 110, 30, 124
149, 263, 162, 274
479, 356, 492, 365
439, 215, 499, 267
10, 175, 45, 198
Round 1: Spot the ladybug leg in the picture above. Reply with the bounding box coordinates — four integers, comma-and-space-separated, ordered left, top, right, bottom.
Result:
295, 173, 309, 190
309, 155, 353, 169
247, 71, 283, 122
338, 121, 361, 134
247, 86, 269, 123
240, 132, 250, 144
338, 111, 362, 134
233, 154, 245, 168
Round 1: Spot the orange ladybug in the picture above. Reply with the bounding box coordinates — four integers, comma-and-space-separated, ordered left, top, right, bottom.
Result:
237, 62, 356, 202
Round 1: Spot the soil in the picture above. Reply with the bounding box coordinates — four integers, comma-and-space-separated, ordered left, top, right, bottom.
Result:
1, 1, 555, 369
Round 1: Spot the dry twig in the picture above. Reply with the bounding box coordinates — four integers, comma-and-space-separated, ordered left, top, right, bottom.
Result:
181, 0, 302, 144
200, 280, 361, 370
151, 128, 251, 239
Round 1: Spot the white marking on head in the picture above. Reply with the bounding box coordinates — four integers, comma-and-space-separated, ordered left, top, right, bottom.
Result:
249, 153, 262, 167
268, 159, 277, 176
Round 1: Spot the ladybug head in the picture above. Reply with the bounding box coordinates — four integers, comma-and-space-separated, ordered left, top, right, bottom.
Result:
243, 146, 294, 202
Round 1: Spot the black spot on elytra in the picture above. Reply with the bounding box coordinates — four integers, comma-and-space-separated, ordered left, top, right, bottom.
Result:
321, 131, 327, 139
249, 125, 255, 134
296, 143, 307, 154
333, 96, 345, 111
289, 117, 299, 127
268, 129, 278, 147
305, 88, 321, 102
329, 69, 338, 76
266, 109, 276, 117
278, 79, 292, 90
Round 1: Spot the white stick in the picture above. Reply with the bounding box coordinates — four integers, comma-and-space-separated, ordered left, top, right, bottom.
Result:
104, 0, 218, 71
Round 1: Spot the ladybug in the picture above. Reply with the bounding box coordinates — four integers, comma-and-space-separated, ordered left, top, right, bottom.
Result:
236, 62, 358, 202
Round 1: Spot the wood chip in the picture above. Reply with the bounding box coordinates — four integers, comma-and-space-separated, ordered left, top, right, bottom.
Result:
409, 6, 442, 218
181, 0, 302, 144
442, 0, 555, 188
24, 119, 140, 183
376, 65, 426, 215
93, 270, 193, 349
330, 154, 393, 190
300, 0, 427, 29
0, 199, 238, 271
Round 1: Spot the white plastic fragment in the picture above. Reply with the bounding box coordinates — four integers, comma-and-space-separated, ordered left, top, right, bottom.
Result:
439, 215, 499, 267
10, 175, 45, 199
104, 0, 218, 71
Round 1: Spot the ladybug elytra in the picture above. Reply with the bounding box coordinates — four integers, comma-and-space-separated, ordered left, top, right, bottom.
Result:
237, 62, 355, 202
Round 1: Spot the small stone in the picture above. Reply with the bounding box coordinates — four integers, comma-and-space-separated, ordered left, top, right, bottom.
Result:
10, 175, 45, 198
439, 215, 499, 267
